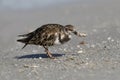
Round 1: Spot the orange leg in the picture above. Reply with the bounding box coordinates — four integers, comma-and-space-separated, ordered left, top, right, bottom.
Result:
43, 46, 55, 59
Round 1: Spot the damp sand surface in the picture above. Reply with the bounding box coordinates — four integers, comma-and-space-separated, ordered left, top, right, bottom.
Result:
0, 0, 120, 80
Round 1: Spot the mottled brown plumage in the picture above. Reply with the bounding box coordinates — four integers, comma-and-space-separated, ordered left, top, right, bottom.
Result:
17, 24, 87, 58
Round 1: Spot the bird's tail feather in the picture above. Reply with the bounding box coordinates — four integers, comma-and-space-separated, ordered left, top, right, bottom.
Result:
17, 38, 28, 43
18, 32, 33, 37
21, 44, 27, 49
17, 32, 34, 49
17, 38, 30, 49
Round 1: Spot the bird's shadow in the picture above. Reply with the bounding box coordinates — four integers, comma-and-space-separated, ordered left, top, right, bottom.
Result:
15, 53, 65, 59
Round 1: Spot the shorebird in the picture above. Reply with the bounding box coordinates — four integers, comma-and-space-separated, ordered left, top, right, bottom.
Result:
17, 24, 87, 59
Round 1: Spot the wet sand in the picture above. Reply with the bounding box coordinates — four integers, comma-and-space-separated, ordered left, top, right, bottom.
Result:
0, 0, 120, 80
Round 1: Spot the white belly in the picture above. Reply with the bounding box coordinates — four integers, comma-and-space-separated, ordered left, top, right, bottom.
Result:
54, 32, 72, 45
54, 36, 61, 45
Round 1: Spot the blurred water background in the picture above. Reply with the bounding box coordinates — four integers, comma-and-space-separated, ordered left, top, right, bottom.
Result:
0, 0, 99, 10
0, 0, 120, 46
0, 0, 73, 10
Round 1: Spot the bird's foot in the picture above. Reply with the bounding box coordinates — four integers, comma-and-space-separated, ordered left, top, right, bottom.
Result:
45, 50, 55, 59
49, 56, 55, 59
47, 54, 55, 59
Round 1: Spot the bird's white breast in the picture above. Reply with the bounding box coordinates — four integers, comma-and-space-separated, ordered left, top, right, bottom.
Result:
54, 33, 61, 45
54, 32, 72, 45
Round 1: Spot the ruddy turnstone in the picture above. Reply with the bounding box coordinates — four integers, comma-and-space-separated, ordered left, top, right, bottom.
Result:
17, 24, 87, 59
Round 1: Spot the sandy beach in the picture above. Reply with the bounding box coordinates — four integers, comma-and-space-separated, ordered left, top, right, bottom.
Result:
0, 0, 120, 80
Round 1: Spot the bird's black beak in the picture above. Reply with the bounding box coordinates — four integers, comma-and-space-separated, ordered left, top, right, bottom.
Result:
72, 31, 78, 35
72, 31, 87, 37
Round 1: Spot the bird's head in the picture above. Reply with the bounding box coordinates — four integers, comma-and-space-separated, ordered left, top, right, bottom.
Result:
65, 25, 87, 37
65, 25, 75, 32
